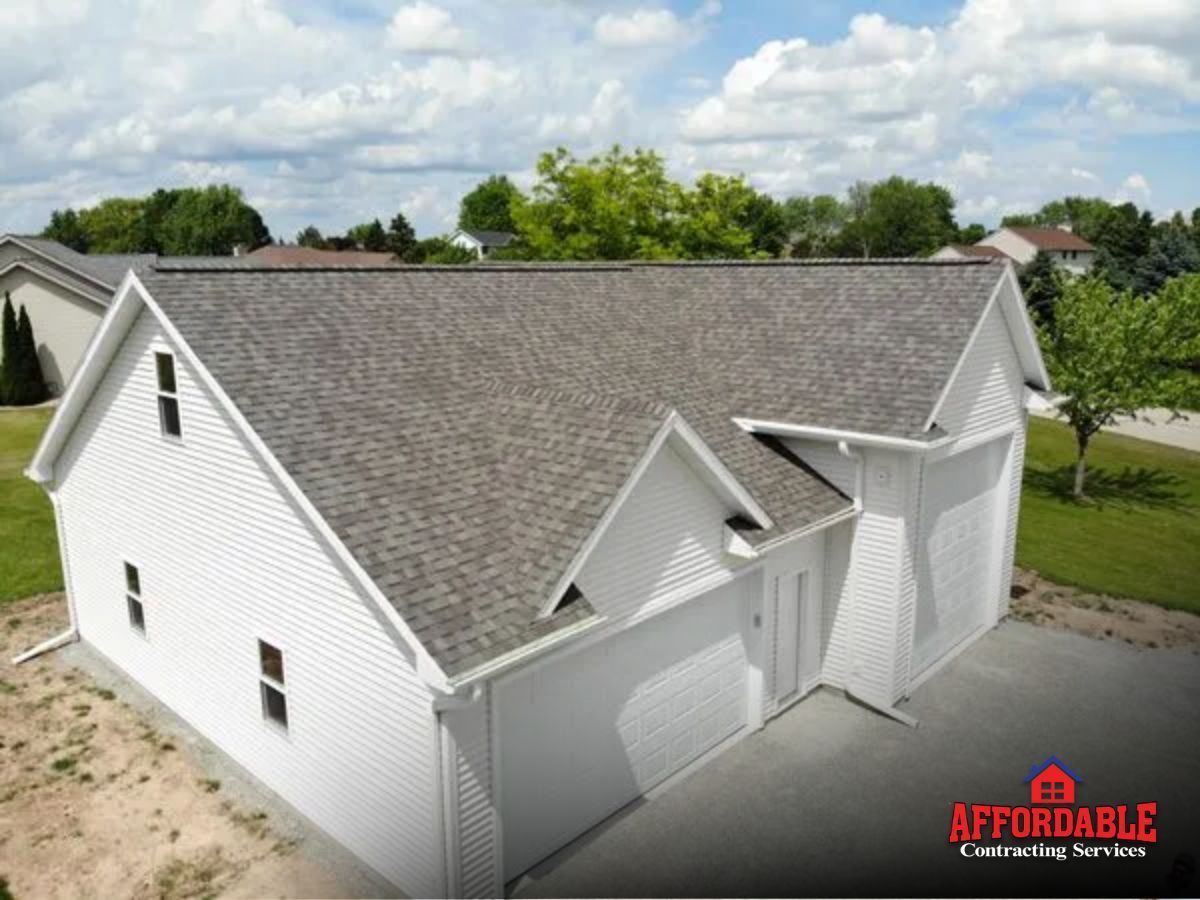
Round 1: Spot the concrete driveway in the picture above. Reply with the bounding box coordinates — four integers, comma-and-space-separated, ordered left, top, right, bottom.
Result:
512, 622, 1200, 898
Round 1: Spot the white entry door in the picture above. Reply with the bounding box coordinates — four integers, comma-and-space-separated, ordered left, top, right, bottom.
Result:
773, 570, 820, 705
496, 578, 752, 879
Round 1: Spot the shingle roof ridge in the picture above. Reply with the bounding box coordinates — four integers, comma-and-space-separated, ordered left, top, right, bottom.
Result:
479, 379, 672, 419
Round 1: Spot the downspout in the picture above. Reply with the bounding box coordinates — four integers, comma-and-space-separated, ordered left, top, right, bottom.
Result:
431, 684, 484, 899
834, 442, 918, 729
12, 489, 79, 665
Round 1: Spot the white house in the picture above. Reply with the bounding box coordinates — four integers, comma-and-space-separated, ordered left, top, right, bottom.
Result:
25, 258, 1049, 897
975, 226, 1096, 274
449, 229, 516, 259
0, 235, 154, 394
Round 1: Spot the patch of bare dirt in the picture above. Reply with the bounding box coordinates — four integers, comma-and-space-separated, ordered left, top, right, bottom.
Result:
0, 594, 356, 899
1010, 568, 1200, 650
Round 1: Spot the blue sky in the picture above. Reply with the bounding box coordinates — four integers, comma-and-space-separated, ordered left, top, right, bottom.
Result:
1, 0, 1198, 240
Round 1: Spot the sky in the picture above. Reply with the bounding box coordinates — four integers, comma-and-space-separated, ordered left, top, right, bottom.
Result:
2, 0, 1199, 241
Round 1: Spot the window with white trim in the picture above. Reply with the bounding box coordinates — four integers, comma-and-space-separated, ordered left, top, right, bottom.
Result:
155, 352, 182, 438
258, 640, 288, 731
125, 562, 145, 634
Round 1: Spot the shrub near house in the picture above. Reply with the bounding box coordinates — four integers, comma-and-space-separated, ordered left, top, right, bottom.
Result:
0, 293, 48, 406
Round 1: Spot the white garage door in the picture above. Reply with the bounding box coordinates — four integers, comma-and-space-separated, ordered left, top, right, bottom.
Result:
912, 436, 1009, 678
496, 578, 751, 879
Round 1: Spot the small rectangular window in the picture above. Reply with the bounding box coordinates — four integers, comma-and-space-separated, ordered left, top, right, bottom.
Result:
258, 640, 288, 731
125, 562, 145, 634
155, 352, 182, 438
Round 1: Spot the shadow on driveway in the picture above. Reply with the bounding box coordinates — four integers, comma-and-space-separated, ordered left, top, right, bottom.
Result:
512, 621, 1200, 898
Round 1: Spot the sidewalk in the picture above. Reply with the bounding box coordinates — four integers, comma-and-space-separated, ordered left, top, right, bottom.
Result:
1032, 407, 1200, 452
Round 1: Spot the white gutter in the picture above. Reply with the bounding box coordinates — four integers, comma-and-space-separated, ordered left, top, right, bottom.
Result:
845, 689, 919, 728
14, 492, 81, 664
733, 417, 945, 453
448, 614, 608, 690
836, 441, 864, 512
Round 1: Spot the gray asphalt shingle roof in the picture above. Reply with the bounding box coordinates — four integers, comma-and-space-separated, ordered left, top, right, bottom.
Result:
138, 258, 1005, 678
460, 229, 515, 247
11, 236, 155, 289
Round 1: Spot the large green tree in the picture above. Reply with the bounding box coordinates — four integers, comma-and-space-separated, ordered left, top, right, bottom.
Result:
1038, 274, 1200, 497
404, 236, 476, 264
671, 173, 762, 259
41, 186, 270, 256
41, 209, 90, 253
346, 219, 388, 251
835, 176, 958, 258
1091, 203, 1155, 292
512, 146, 676, 260
1133, 224, 1200, 297
296, 225, 327, 248
781, 195, 849, 258
1003, 196, 1113, 244
1019, 251, 1062, 323
458, 175, 522, 234
387, 213, 418, 259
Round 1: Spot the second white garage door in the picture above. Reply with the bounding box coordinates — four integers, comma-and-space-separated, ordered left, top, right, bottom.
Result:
496, 577, 753, 879
912, 436, 1009, 678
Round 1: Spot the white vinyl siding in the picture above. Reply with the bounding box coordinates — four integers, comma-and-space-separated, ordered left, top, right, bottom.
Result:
53, 310, 442, 897
819, 519, 854, 690
575, 442, 735, 625
442, 697, 500, 899
934, 303, 1025, 445
781, 438, 856, 497
842, 448, 910, 707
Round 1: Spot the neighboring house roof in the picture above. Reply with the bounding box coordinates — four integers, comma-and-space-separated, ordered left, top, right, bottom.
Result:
945, 244, 1011, 259
1024, 755, 1083, 783
90, 258, 1010, 679
1, 235, 155, 291
245, 245, 399, 266
456, 229, 516, 248
1004, 227, 1095, 252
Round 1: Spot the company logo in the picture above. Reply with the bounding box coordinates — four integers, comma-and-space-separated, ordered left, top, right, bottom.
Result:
949, 756, 1158, 861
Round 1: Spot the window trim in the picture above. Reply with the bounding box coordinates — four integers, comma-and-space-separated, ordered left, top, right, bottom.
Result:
155, 350, 183, 440
125, 561, 146, 636
257, 639, 289, 733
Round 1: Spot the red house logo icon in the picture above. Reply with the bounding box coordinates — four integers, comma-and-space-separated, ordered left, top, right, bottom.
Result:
1025, 755, 1082, 805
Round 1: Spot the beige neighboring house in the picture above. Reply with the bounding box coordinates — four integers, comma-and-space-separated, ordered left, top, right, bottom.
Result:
935, 226, 1096, 275
0, 235, 154, 396
979, 226, 1096, 274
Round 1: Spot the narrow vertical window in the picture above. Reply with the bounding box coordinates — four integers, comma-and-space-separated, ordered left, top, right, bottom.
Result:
155, 352, 182, 438
125, 562, 145, 634
258, 640, 288, 731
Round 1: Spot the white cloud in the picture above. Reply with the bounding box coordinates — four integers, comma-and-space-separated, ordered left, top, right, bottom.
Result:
387, 2, 465, 54
594, 2, 719, 49
1117, 171, 1152, 203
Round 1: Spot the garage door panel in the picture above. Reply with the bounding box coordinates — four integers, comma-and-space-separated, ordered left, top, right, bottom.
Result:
498, 579, 750, 878
913, 437, 1008, 677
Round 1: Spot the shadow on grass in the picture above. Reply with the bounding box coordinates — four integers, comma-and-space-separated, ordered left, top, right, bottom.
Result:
1025, 464, 1193, 512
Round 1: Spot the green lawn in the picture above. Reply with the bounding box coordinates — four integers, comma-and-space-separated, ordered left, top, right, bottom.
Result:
0, 408, 60, 603
1017, 417, 1200, 613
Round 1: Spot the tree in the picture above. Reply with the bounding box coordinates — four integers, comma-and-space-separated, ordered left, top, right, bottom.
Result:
957, 223, 987, 244
512, 146, 676, 260
671, 173, 760, 260
1090, 202, 1154, 291
387, 213, 417, 259
459, 175, 522, 234
1037, 275, 1200, 497
1002, 197, 1113, 244
404, 236, 476, 264
0, 294, 17, 405
155, 186, 270, 255
1019, 251, 1062, 324
77, 198, 148, 253
346, 219, 388, 251
835, 176, 958, 258
781, 195, 849, 258
41, 209, 90, 252
13, 305, 47, 405
1132, 224, 1200, 297
296, 226, 326, 248
739, 190, 787, 257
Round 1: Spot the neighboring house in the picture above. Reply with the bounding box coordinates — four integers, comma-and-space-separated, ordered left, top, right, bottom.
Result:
245, 244, 398, 266
1025, 756, 1081, 805
931, 244, 1011, 262
449, 229, 516, 259
26, 258, 1049, 898
0, 235, 154, 395
976, 226, 1096, 274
